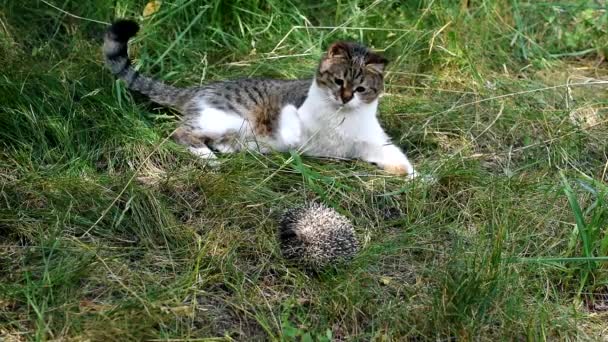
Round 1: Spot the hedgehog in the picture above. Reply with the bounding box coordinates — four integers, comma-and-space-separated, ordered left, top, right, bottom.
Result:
279, 203, 360, 269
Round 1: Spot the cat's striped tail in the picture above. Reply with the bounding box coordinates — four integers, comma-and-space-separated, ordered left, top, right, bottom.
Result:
103, 20, 193, 110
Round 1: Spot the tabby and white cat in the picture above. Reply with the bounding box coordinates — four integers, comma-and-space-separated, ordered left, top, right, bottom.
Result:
103, 20, 416, 177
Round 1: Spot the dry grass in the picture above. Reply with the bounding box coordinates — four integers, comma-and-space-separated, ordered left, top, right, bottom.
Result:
1, 0, 608, 340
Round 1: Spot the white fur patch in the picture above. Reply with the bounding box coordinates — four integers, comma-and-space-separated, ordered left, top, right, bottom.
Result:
277, 105, 302, 150
195, 104, 250, 139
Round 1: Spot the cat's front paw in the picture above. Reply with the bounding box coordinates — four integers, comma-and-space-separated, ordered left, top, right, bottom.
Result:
381, 144, 415, 177
383, 164, 418, 179
384, 164, 409, 176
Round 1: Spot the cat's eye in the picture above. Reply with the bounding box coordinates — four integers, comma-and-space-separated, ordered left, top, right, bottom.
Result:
334, 78, 344, 86
355, 86, 366, 92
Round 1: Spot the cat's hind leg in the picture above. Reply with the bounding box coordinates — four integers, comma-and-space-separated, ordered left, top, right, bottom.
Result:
172, 125, 219, 166
173, 106, 250, 164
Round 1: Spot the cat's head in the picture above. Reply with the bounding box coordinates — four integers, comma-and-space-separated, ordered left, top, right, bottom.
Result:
315, 41, 388, 108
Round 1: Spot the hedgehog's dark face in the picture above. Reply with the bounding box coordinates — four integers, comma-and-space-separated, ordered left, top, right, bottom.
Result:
278, 208, 305, 259
316, 41, 388, 109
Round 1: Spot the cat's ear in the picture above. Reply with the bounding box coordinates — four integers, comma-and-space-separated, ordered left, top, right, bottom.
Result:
320, 42, 350, 73
365, 53, 388, 74
327, 42, 350, 59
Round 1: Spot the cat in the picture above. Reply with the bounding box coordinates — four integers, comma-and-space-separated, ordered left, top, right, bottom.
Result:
103, 20, 416, 177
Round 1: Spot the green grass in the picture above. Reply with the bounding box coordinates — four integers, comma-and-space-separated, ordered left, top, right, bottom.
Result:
1, 0, 608, 340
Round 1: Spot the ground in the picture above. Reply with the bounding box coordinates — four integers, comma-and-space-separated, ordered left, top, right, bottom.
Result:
1, 0, 608, 340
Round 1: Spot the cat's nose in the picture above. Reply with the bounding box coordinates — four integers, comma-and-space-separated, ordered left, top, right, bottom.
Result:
340, 89, 353, 103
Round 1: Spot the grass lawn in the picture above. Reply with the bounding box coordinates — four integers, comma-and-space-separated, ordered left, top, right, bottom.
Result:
1, 0, 608, 340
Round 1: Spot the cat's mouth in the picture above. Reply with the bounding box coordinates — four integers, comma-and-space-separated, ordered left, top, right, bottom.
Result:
337, 96, 361, 110
327, 93, 359, 110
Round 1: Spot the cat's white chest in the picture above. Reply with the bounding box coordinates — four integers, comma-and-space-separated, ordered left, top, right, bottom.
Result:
295, 101, 385, 158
